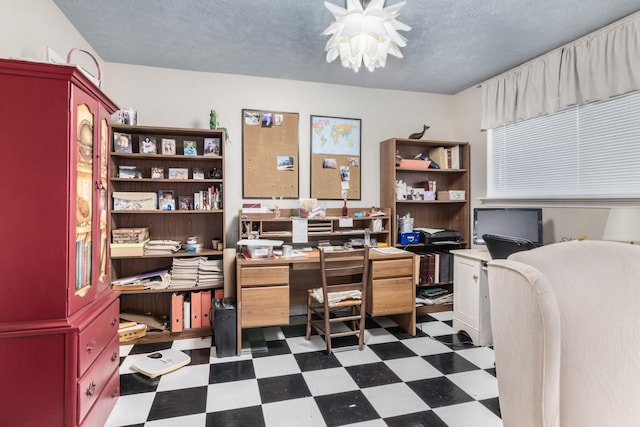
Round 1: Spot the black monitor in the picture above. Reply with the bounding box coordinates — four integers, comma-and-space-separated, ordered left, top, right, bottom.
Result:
473, 208, 543, 246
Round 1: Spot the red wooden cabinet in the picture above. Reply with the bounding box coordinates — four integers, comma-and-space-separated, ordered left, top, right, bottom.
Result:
0, 58, 120, 427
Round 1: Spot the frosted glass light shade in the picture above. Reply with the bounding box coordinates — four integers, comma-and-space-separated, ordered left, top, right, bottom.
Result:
323, 0, 411, 72
602, 207, 640, 243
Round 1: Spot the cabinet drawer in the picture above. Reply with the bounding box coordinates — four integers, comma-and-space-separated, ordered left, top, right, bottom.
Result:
368, 276, 414, 316
371, 258, 413, 279
78, 299, 119, 376
79, 368, 120, 427
241, 285, 289, 327
77, 333, 120, 424
240, 265, 289, 287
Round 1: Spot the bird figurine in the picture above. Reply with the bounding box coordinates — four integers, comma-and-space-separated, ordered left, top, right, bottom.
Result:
408, 124, 430, 140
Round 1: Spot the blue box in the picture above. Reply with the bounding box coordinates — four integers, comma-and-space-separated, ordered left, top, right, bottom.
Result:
398, 232, 420, 244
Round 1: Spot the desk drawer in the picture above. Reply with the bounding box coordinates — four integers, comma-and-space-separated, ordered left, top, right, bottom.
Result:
241, 265, 289, 287
368, 276, 414, 316
371, 258, 413, 279
241, 285, 289, 327
78, 299, 119, 376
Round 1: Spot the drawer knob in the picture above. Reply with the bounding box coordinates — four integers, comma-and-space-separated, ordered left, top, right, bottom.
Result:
111, 317, 118, 327
111, 386, 119, 398
86, 339, 96, 353
86, 381, 96, 397
111, 351, 118, 362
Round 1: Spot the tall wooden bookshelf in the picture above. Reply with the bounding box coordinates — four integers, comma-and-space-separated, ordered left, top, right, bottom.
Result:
110, 124, 226, 343
380, 138, 470, 314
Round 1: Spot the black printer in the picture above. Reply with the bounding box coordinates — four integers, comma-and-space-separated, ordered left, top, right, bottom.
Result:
415, 228, 461, 245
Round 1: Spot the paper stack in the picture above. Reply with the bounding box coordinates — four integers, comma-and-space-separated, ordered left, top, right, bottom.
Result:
197, 258, 224, 286
169, 257, 205, 288
144, 240, 181, 255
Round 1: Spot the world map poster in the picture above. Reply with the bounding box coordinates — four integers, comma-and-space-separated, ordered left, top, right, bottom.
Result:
310, 115, 361, 199
311, 116, 361, 155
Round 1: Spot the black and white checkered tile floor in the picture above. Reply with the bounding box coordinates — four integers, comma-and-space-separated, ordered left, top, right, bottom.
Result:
106, 311, 502, 427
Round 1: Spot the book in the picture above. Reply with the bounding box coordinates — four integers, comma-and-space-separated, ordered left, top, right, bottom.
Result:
161, 138, 176, 155
139, 135, 157, 154
192, 167, 205, 180
118, 165, 142, 179
168, 167, 188, 180
158, 190, 175, 210
151, 167, 164, 179
110, 239, 150, 257
114, 132, 133, 153
204, 137, 221, 156
428, 147, 448, 169
183, 140, 198, 156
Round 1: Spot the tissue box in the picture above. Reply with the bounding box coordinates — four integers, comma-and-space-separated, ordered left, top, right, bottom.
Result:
437, 190, 466, 201
398, 232, 421, 244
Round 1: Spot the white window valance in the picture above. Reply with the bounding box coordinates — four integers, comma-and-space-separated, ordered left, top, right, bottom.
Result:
481, 10, 640, 130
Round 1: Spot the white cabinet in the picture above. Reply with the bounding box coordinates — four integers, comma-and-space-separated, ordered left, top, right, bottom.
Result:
451, 249, 493, 346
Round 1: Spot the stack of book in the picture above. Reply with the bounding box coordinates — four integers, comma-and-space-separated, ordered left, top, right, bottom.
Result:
144, 240, 182, 255
416, 287, 453, 306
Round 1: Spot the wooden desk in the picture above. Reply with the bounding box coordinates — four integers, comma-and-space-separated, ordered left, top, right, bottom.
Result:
235, 248, 417, 355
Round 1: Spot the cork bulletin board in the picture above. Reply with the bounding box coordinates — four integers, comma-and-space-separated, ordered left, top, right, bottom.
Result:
310, 115, 361, 200
242, 109, 299, 198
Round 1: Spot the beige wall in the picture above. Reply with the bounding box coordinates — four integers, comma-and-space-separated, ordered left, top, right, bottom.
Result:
2, 0, 619, 245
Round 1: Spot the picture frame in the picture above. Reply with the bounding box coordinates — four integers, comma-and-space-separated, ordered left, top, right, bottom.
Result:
183, 140, 198, 156
178, 195, 193, 210
157, 190, 175, 210
151, 167, 164, 179
139, 135, 157, 154
118, 165, 142, 178
310, 115, 361, 200
161, 138, 176, 155
192, 167, 205, 180
168, 167, 189, 180
113, 132, 132, 153
204, 137, 221, 156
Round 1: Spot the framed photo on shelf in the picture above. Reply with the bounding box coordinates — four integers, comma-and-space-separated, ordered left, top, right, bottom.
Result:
157, 190, 175, 210
118, 165, 142, 179
183, 140, 198, 156
168, 167, 189, 180
161, 138, 176, 155
151, 167, 164, 179
310, 115, 361, 200
139, 135, 157, 154
113, 132, 132, 153
204, 137, 221, 156
192, 167, 205, 180
178, 195, 193, 210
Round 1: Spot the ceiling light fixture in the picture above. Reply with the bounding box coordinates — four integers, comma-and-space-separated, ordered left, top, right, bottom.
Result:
323, 0, 411, 72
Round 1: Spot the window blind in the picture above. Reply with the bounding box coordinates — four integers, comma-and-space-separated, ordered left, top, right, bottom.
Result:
488, 90, 640, 199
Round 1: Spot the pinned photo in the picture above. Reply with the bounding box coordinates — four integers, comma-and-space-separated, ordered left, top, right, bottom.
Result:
262, 112, 273, 127
277, 155, 294, 171
322, 158, 337, 169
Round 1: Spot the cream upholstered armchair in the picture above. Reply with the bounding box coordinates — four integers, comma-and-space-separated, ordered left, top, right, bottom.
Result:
487, 240, 640, 427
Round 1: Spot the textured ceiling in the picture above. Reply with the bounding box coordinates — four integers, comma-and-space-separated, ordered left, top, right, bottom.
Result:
52, 0, 640, 95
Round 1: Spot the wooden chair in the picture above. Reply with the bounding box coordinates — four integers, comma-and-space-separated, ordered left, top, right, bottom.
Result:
306, 247, 370, 354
